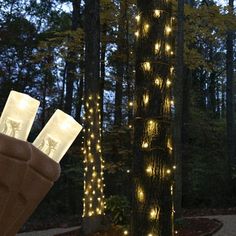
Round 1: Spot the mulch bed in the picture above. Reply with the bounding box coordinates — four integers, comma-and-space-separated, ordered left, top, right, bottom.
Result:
54, 218, 222, 236
21, 208, 236, 236
175, 218, 223, 236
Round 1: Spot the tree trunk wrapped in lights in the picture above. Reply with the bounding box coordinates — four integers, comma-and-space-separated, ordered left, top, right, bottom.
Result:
132, 1, 174, 235
82, 0, 106, 234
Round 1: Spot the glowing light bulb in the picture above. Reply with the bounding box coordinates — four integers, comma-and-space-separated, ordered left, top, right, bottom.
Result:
154, 9, 161, 17
155, 77, 161, 86
135, 15, 141, 22
165, 25, 172, 35
124, 230, 129, 235
143, 23, 150, 34
166, 79, 171, 87
146, 165, 153, 176
137, 186, 144, 202
166, 169, 171, 174
155, 42, 161, 53
165, 44, 171, 52
0, 90, 40, 141
135, 31, 139, 37
150, 208, 159, 220
143, 94, 149, 105
142, 61, 151, 71
142, 141, 149, 149
33, 110, 82, 163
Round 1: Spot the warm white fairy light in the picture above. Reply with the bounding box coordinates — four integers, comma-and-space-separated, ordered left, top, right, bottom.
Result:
33, 109, 82, 163
155, 42, 161, 53
165, 43, 171, 53
124, 230, 129, 235
150, 208, 160, 220
142, 141, 149, 149
142, 61, 151, 71
154, 9, 161, 18
143, 93, 149, 105
135, 15, 141, 22
83, 94, 105, 218
155, 77, 161, 86
137, 186, 145, 202
135, 31, 140, 38
166, 79, 172, 87
143, 23, 150, 34
0, 90, 40, 141
146, 165, 154, 176
165, 25, 172, 35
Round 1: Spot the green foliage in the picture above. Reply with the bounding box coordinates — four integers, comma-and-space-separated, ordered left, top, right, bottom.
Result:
105, 195, 131, 225
183, 108, 232, 207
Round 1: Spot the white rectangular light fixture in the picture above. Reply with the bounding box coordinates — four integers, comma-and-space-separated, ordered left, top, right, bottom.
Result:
0, 90, 40, 141
33, 109, 82, 163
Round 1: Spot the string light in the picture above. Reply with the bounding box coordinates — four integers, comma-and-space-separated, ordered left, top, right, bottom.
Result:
83, 94, 105, 218
166, 79, 171, 87
165, 43, 171, 53
124, 230, 129, 235
143, 93, 149, 105
165, 25, 172, 35
135, 15, 141, 22
135, 31, 140, 38
143, 23, 150, 35
146, 165, 154, 176
154, 9, 161, 18
155, 42, 161, 53
137, 186, 145, 202
142, 61, 151, 71
142, 141, 149, 149
150, 208, 160, 220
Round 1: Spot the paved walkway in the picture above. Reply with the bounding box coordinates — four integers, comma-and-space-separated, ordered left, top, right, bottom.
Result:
17, 226, 80, 236
207, 215, 236, 236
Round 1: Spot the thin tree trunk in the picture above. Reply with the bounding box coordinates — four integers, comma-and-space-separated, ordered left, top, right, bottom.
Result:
114, 1, 126, 127
64, 0, 81, 115
226, 0, 235, 167
174, 0, 184, 219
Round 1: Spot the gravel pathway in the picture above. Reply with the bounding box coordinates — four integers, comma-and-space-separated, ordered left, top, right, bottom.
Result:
206, 215, 236, 236
16, 226, 80, 236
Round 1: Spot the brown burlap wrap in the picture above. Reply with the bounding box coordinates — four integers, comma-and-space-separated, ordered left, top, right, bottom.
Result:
0, 133, 61, 236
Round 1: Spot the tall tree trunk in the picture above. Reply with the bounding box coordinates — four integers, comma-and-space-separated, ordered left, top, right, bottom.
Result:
174, 0, 184, 219
64, 0, 81, 115
100, 24, 107, 128
114, 1, 126, 126
82, 0, 106, 234
226, 0, 235, 167
132, 1, 174, 235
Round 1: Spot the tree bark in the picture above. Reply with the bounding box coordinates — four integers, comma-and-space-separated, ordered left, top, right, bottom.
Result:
64, 0, 81, 115
114, 1, 126, 127
226, 0, 235, 167
132, 1, 174, 235
82, 0, 106, 234
174, 0, 184, 219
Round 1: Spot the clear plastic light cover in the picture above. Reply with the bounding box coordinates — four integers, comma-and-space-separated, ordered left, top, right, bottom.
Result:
0, 90, 40, 141
33, 109, 82, 163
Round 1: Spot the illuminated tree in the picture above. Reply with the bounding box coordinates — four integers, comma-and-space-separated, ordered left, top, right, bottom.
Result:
82, 0, 105, 234
132, 1, 175, 235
